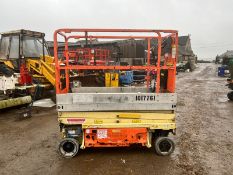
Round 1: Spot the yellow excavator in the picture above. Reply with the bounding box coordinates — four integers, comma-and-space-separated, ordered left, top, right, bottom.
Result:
0, 29, 55, 109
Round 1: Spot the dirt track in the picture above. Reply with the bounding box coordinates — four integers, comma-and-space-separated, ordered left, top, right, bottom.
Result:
0, 63, 232, 175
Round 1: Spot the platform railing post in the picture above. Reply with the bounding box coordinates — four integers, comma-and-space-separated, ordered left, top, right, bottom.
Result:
156, 33, 162, 93
146, 38, 151, 91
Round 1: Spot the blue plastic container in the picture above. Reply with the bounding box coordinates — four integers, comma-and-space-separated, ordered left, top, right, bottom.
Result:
120, 71, 133, 85
218, 66, 225, 77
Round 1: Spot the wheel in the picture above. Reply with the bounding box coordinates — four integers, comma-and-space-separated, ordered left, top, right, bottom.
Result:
58, 138, 79, 158
227, 91, 233, 101
154, 137, 175, 156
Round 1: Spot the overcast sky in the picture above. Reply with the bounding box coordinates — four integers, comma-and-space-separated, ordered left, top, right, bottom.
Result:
1, 0, 233, 59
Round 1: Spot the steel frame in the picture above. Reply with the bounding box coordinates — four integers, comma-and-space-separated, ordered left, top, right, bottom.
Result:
53, 29, 178, 94
0, 29, 48, 61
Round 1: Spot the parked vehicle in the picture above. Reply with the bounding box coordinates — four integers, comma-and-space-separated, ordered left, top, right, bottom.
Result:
227, 58, 233, 100
0, 29, 55, 109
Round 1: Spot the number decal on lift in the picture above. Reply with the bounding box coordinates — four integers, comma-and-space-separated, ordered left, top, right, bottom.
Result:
136, 95, 156, 101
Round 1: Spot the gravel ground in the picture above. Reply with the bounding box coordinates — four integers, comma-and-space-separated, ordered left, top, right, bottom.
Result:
0, 63, 232, 175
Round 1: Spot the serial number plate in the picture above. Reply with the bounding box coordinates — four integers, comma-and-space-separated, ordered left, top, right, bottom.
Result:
136, 95, 157, 101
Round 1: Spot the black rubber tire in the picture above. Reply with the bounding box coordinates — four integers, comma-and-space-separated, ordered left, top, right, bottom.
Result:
58, 138, 79, 158
154, 137, 175, 156
227, 91, 233, 101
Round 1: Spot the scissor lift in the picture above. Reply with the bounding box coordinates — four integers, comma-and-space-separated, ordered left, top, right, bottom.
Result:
54, 28, 178, 158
